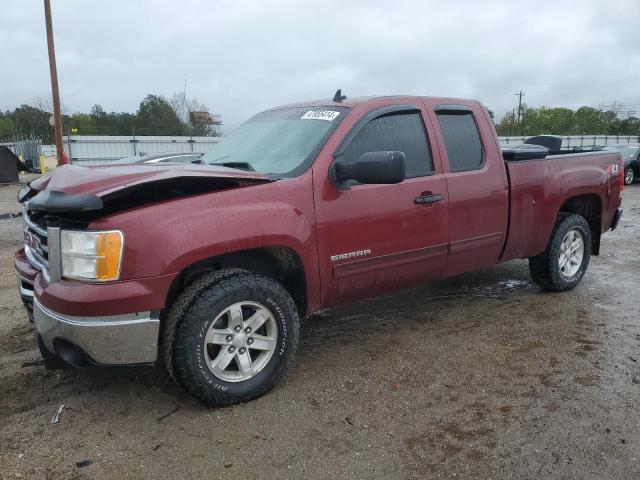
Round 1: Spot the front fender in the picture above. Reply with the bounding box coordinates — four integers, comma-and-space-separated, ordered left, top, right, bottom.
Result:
89, 175, 319, 299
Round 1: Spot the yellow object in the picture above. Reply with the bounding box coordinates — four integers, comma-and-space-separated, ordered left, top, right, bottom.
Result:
95, 231, 124, 280
71, 127, 78, 134
40, 155, 47, 174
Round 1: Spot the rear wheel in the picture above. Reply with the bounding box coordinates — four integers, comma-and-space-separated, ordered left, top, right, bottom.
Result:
163, 270, 299, 407
529, 214, 591, 292
624, 167, 634, 185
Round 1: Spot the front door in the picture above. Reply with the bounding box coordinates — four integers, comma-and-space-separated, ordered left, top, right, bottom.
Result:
313, 104, 449, 307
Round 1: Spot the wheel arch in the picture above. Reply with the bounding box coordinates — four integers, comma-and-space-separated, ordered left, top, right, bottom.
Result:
558, 193, 602, 255
164, 246, 309, 316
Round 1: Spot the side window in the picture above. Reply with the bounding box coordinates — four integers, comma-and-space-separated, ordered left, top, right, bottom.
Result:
341, 112, 433, 177
436, 112, 484, 172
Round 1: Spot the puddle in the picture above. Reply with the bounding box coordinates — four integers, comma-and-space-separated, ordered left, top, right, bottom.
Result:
543, 401, 560, 412
574, 375, 600, 386
498, 279, 531, 290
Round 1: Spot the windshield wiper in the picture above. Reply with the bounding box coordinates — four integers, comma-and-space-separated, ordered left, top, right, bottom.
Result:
210, 161, 256, 172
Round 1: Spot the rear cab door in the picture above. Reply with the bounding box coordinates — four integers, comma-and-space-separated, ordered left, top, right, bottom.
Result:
312, 98, 449, 307
421, 99, 509, 277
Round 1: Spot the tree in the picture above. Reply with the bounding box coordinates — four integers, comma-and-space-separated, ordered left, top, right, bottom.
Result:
136, 94, 185, 135
29, 95, 70, 116
12, 105, 52, 142
0, 113, 16, 139
573, 107, 606, 135
521, 106, 575, 136
69, 112, 95, 135
169, 90, 219, 136
110, 112, 136, 135
495, 111, 518, 136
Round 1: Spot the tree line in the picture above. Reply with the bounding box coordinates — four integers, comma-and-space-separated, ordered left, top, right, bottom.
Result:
2, 95, 638, 143
0, 93, 221, 143
494, 104, 640, 137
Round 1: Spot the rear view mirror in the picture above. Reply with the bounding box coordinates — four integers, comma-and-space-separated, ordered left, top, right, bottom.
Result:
332, 151, 406, 190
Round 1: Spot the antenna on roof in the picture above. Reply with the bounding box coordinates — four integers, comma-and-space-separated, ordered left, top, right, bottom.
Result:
333, 89, 347, 103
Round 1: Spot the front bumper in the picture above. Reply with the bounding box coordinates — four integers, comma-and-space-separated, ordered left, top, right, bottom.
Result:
17, 274, 35, 321
611, 208, 623, 231
33, 297, 160, 365
15, 246, 173, 366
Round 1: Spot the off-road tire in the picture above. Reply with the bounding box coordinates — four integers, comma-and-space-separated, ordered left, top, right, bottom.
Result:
163, 270, 299, 407
529, 214, 591, 292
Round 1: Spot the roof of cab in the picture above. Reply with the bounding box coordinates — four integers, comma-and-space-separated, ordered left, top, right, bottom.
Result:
268, 95, 482, 111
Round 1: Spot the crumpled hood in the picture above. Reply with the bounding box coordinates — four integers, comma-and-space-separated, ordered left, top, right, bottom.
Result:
22, 163, 275, 215
29, 163, 272, 197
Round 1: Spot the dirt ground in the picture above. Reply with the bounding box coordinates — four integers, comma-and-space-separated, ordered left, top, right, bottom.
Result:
1, 175, 639, 480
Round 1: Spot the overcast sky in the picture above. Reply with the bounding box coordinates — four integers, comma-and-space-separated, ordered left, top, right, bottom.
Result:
1, 0, 639, 130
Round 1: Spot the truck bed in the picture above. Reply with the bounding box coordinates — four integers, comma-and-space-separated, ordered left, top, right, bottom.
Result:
500, 151, 621, 261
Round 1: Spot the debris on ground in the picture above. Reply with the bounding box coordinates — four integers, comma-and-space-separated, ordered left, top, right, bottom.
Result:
0, 212, 22, 221
51, 404, 66, 424
21, 359, 46, 368
156, 406, 181, 423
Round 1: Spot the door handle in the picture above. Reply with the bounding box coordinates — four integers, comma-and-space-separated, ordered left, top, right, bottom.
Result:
414, 193, 444, 205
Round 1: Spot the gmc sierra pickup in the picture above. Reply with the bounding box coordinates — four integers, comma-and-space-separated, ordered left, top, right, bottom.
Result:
15, 95, 624, 406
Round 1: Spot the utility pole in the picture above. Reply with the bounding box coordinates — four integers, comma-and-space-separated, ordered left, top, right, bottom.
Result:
183, 79, 187, 122
44, 0, 65, 165
509, 108, 515, 136
515, 90, 525, 137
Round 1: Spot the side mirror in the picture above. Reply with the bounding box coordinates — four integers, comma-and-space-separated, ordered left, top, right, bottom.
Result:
332, 151, 406, 190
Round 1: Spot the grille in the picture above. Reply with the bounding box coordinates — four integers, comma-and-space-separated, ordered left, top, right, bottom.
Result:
23, 208, 51, 281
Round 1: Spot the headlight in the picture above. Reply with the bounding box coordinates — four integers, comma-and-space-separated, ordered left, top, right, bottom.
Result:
60, 230, 124, 282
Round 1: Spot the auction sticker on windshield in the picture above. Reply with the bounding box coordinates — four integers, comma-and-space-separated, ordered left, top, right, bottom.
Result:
301, 110, 340, 121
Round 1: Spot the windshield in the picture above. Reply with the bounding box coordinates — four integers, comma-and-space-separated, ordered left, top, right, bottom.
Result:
201, 106, 347, 175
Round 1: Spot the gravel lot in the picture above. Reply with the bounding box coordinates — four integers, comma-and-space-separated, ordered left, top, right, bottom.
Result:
1, 176, 639, 479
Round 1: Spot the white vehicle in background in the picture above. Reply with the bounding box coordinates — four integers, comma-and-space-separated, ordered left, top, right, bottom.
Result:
113, 152, 203, 164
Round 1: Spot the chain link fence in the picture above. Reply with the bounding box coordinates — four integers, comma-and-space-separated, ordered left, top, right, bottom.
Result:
0, 138, 43, 171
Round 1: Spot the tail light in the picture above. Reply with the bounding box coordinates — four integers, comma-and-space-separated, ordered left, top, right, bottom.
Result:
607, 162, 624, 199
618, 162, 624, 198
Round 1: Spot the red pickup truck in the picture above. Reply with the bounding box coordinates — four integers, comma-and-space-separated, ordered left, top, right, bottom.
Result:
15, 95, 624, 406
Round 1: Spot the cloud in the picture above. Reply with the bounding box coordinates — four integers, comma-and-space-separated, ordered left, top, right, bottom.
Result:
1, 0, 638, 129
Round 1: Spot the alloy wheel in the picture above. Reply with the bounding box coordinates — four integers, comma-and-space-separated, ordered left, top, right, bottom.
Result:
203, 301, 278, 382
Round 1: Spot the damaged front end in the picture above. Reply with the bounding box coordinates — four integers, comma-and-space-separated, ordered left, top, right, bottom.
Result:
15, 164, 275, 368
18, 164, 274, 284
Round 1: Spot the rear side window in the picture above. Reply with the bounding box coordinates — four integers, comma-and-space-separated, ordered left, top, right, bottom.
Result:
340, 112, 433, 177
436, 112, 484, 171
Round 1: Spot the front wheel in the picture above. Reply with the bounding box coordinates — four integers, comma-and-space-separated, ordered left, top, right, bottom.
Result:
529, 214, 591, 292
624, 167, 635, 185
163, 270, 299, 407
